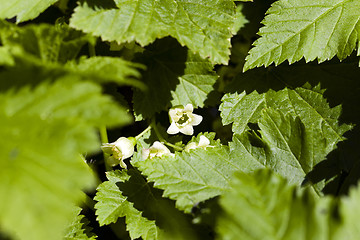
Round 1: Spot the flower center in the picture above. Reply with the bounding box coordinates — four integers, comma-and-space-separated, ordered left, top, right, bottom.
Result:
112, 145, 123, 159
177, 113, 190, 126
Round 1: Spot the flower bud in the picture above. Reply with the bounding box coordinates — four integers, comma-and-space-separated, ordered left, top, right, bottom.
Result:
101, 137, 135, 168
142, 141, 175, 159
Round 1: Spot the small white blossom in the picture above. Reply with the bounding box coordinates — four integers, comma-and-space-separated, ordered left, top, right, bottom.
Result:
101, 137, 135, 168
185, 135, 213, 152
167, 104, 203, 135
142, 141, 175, 159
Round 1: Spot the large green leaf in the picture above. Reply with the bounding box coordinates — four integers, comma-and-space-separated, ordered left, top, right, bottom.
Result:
244, 0, 360, 71
70, 0, 244, 64
0, 0, 57, 22
0, 77, 131, 240
133, 38, 217, 120
217, 169, 339, 240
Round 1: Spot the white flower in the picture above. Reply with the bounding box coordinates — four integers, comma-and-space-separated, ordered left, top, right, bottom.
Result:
167, 104, 203, 135
185, 135, 213, 152
101, 137, 136, 168
142, 141, 175, 159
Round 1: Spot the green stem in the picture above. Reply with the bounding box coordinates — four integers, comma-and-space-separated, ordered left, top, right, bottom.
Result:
164, 141, 183, 151
99, 126, 109, 144
135, 125, 152, 140
88, 41, 96, 57
99, 126, 112, 171
151, 120, 183, 151
82, 192, 95, 211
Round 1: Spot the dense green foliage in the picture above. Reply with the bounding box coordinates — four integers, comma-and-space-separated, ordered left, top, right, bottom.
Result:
0, 0, 359, 239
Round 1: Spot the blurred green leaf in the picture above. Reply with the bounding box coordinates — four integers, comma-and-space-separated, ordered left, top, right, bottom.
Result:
217, 169, 339, 240
0, 76, 131, 240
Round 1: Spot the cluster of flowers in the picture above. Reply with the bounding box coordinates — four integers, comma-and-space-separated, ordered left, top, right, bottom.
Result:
101, 104, 213, 168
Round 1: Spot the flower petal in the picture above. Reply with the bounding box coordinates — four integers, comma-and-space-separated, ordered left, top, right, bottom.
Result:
115, 137, 135, 159
185, 142, 197, 152
169, 108, 178, 120
180, 125, 194, 135
198, 135, 210, 147
184, 104, 193, 112
167, 122, 180, 134
106, 156, 120, 167
142, 148, 150, 160
152, 141, 171, 154
119, 160, 127, 169
101, 143, 114, 155
191, 114, 203, 126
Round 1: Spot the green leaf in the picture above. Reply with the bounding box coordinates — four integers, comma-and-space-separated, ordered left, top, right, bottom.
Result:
244, 0, 360, 71
64, 207, 97, 240
66, 56, 145, 88
0, 46, 15, 66
0, 0, 57, 22
134, 111, 338, 212
70, 0, 242, 64
231, 4, 249, 35
220, 85, 352, 163
133, 38, 217, 120
0, 22, 144, 88
95, 169, 198, 240
0, 77, 132, 128
94, 170, 160, 240
217, 169, 338, 240
132, 133, 244, 213
230, 108, 342, 193
0, 76, 131, 240
0, 21, 94, 63
338, 182, 360, 239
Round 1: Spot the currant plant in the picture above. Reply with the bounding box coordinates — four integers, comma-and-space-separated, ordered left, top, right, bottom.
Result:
0, 0, 360, 240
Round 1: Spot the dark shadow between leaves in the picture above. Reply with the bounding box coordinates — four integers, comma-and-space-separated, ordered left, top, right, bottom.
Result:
133, 37, 186, 119
79, 0, 117, 10
304, 131, 360, 196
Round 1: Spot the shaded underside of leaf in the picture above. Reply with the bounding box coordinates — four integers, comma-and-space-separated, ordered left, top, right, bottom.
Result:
244, 0, 360, 71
